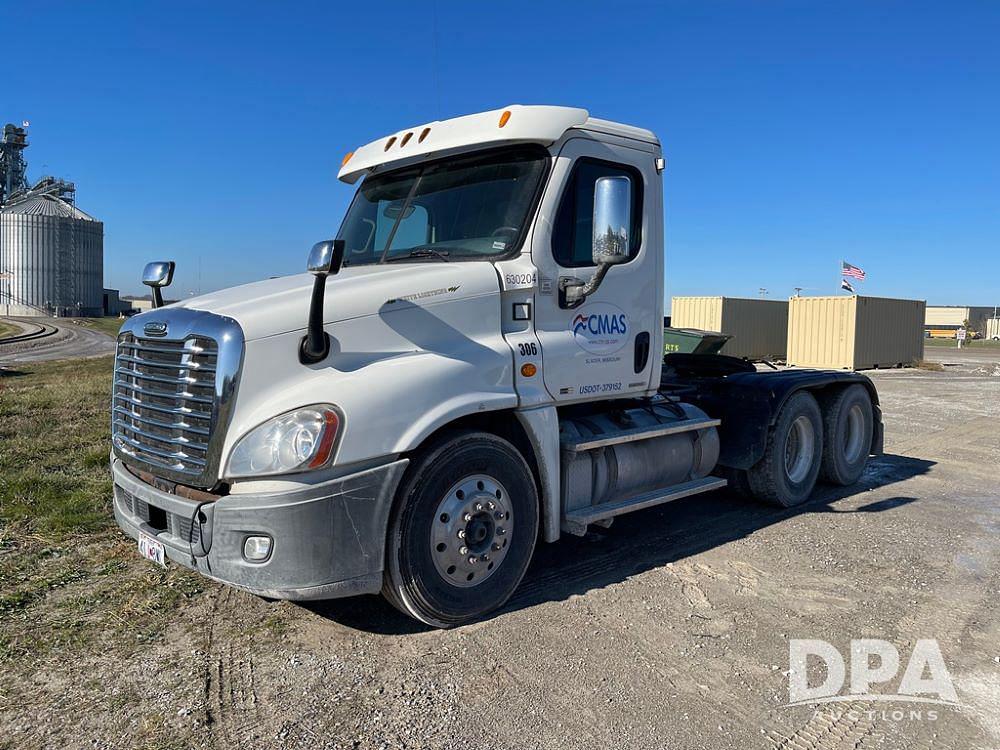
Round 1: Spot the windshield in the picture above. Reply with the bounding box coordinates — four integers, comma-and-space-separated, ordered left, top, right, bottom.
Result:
336, 147, 548, 265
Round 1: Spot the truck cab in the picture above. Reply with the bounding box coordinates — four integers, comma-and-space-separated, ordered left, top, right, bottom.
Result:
111, 106, 881, 626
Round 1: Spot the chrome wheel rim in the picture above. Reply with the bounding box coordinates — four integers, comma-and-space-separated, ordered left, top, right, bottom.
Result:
784, 415, 816, 484
843, 403, 865, 464
430, 474, 513, 588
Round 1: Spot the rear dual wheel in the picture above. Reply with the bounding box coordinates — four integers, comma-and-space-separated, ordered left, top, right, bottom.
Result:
745, 386, 874, 507
748, 391, 825, 507
819, 384, 874, 486
382, 431, 538, 628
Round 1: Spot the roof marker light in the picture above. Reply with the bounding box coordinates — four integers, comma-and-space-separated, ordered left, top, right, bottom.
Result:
400, 132, 413, 147
418, 127, 431, 143
384, 136, 397, 151
341, 151, 354, 167
498, 110, 511, 128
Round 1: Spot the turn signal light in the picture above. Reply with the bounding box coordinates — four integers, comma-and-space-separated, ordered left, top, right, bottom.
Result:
520, 363, 537, 377
341, 151, 354, 167
499, 110, 511, 128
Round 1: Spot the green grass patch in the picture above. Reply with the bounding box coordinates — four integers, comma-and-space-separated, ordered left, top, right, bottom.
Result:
0, 357, 114, 534
924, 337, 1000, 348
0, 355, 208, 665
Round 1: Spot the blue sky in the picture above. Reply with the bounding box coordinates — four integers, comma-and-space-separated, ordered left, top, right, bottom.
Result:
6, 1, 999, 306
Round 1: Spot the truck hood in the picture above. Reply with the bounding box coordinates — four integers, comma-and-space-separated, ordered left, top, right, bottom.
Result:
174, 262, 501, 341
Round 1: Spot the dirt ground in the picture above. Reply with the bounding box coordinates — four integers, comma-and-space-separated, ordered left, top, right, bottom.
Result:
3, 346, 999, 750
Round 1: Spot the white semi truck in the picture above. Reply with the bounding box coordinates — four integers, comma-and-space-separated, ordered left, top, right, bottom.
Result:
111, 106, 882, 627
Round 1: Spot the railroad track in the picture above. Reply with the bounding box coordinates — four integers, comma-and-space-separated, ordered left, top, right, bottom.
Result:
0, 319, 59, 345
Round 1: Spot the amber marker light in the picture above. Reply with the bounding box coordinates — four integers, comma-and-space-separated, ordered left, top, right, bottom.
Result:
498, 110, 511, 128
520, 363, 537, 377
341, 151, 354, 167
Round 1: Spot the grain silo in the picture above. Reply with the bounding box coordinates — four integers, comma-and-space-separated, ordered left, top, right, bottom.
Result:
0, 191, 104, 316
0, 122, 104, 317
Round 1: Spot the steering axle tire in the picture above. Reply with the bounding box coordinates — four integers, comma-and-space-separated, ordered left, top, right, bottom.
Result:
382, 430, 539, 628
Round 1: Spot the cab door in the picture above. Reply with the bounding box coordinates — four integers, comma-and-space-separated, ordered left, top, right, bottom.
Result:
531, 136, 662, 403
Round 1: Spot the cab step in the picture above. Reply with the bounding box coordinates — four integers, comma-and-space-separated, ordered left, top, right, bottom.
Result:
560, 416, 720, 454
560, 476, 728, 536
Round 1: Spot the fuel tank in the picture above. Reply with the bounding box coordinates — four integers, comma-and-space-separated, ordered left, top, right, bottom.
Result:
560, 402, 720, 512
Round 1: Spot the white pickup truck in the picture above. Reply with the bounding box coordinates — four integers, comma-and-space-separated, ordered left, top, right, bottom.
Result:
111, 105, 882, 627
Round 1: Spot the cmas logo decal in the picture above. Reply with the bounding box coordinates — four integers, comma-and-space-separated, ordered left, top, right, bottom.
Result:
571, 303, 629, 355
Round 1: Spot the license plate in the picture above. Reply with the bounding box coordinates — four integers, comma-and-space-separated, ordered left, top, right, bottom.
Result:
138, 532, 166, 567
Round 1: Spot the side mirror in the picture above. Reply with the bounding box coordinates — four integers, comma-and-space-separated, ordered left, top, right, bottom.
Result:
142, 261, 175, 309
307, 239, 346, 276
559, 176, 634, 309
591, 175, 632, 265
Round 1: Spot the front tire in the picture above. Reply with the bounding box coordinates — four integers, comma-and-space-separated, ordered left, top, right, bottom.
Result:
819, 384, 874, 486
382, 430, 539, 627
748, 391, 824, 507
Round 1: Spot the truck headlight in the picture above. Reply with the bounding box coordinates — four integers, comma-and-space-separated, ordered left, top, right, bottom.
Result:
226, 405, 342, 478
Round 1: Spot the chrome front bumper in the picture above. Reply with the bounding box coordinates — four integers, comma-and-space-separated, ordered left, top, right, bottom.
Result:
111, 457, 408, 600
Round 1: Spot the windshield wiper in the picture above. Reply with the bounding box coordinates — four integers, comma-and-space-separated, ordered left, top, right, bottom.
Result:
384, 248, 451, 263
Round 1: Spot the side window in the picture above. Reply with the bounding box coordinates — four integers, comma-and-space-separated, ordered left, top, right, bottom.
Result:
552, 159, 642, 268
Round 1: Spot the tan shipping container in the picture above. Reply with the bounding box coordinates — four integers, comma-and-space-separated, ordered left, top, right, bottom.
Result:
787, 295, 925, 370
987, 318, 1000, 340
671, 296, 788, 359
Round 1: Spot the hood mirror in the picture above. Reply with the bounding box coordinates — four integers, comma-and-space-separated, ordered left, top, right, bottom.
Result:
142, 261, 175, 309
300, 240, 345, 365
307, 239, 346, 276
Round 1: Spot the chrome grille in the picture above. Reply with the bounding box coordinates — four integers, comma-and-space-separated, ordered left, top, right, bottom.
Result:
113, 332, 219, 481
111, 310, 244, 488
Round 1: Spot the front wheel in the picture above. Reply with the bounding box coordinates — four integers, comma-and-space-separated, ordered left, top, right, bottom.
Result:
382, 430, 539, 627
747, 391, 824, 507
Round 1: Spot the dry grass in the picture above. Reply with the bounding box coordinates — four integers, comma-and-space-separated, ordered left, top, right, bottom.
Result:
0, 356, 204, 664
0, 320, 18, 339
67, 316, 124, 339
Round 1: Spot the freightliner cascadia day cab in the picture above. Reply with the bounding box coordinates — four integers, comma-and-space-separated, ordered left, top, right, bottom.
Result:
111, 106, 883, 627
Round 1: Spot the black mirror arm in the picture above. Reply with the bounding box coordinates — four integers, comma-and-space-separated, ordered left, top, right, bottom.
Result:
558, 262, 611, 309
152, 288, 164, 309
299, 274, 331, 364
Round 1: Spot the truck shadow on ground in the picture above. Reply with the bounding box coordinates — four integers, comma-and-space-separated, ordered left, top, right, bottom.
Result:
303, 453, 934, 635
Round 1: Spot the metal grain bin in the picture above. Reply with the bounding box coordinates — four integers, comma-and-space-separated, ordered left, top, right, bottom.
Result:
787, 295, 925, 370
0, 194, 103, 316
670, 296, 788, 360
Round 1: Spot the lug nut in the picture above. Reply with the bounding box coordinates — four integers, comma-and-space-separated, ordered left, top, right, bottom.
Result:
463, 513, 472, 522
468, 556, 477, 564
494, 511, 504, 520
481, 554, 490, 563
474, 502, 483, 512
457, 529, 466, 539
488, 501, 496, 511
496, 527, 506, 536
459, 546, 468, 555
492, 542, 502, 551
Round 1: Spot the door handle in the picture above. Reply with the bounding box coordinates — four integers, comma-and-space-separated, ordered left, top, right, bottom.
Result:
634, 331, 650, 373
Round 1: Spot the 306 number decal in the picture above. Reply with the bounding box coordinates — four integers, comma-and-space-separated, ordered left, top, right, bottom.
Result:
517, 342, 539, 357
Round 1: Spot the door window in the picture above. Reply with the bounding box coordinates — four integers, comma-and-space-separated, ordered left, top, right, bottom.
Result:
552, 159, 643, 268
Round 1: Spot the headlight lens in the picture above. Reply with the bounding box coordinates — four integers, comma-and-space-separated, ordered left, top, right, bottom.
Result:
226, 405, 341, 478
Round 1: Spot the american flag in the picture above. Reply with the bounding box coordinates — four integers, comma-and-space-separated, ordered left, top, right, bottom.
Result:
841, 261, 866, 280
